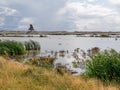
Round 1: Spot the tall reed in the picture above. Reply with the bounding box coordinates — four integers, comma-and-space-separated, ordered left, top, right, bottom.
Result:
0, 40, 25, 55
0, 40, 40, 56
24, 40, 40, 51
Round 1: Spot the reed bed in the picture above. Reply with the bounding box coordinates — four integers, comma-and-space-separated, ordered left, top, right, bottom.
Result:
24, 40, 40, 51
0, 40, 25, 55
0, 40, 40, 56
86, 49, 120, 83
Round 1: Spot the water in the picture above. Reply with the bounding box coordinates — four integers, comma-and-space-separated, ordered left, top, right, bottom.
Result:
0, 35, 120, 74
1, 35, 120, 52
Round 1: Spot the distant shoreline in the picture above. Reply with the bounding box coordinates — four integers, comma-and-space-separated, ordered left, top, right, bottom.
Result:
0, 30, 120, 35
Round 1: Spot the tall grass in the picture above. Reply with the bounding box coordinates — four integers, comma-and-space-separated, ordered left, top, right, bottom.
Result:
0, 40, 40, 56
86, 49, 120, 83
0, 40, 25, 55
24, 40, 40, 51
0, 56, 119, 90
27, 57, 55, 69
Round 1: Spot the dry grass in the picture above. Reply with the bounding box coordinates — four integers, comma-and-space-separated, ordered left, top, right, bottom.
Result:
0, 56, 119, 90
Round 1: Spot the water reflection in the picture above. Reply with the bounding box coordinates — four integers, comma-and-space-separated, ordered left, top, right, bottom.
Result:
39, 47, 101, 75
39, 48, 89, 75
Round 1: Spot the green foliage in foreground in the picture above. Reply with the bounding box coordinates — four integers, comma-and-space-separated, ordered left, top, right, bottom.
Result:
0, 40, 25, 55
86, 49, 120, 83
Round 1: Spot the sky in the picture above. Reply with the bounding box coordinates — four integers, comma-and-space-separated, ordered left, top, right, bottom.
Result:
0, 0, 120, 31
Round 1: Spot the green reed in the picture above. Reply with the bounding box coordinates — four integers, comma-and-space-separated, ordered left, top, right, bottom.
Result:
24, 40, 40, 51
0, 40, 25, 55
86, 49, 120, 83
0, 40, 40, 56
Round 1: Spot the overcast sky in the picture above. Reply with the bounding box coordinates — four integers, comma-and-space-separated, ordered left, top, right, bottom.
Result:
0, 0, 120, 31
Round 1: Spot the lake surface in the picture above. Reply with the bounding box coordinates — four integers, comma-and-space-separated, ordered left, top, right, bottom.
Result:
0, 35, 120, 52
0, 35, 120, 75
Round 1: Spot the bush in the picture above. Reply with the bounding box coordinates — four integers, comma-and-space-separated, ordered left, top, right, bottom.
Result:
0, 40, 25, 55
86, 49, 120, 83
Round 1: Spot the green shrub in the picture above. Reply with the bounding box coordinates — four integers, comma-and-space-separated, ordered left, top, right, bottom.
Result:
0, 40, 25, 55
86, 49, 120, 83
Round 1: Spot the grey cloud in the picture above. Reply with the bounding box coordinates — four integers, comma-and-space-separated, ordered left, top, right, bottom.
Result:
0, 0, 120, 31
0, 6, 21, 30
9, 0, 68, 30
56, 1, 120, 31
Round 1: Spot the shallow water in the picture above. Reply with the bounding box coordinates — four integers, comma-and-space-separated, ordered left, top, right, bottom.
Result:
1, 35, 120, 52
0, 35, 120, 74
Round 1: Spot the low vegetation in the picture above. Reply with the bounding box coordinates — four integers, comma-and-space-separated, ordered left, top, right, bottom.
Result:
0, 40, 40, 56
27, 56, 55, 69
0, 40, 25, 55
86, 49, 120, 83
24, 40, 40, 51
0, 56, 119, 90
100, 34, 109, 37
